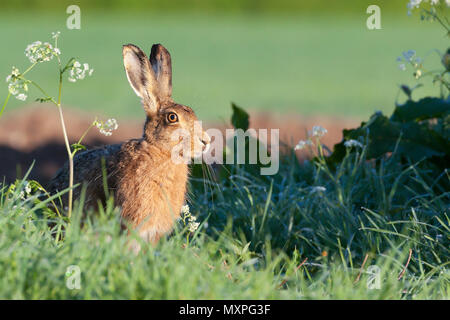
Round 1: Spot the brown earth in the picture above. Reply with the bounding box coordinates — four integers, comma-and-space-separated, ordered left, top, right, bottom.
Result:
0, 104, 360, 186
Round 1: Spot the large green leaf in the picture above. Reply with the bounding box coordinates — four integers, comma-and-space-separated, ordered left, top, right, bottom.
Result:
391, 97, 450, 122
328, 109, 450, 165
231, 102, 249, 131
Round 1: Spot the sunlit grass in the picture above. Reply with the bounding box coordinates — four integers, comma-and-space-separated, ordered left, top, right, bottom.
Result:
0, 144, 448, 299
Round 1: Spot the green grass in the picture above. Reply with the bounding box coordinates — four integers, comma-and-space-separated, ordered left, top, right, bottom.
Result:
0, 11, 446, 121
0, 144, 448, 299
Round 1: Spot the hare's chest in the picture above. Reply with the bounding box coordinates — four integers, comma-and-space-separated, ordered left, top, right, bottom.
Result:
116, 153, 188, 235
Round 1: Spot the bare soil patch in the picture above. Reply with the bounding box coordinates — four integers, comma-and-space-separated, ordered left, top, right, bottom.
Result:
0, 105, 360, 186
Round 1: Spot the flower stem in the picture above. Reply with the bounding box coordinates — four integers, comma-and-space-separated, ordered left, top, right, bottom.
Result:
22, 62, 38, 76
55, 72, 74, 218
72, 121, 95, 157
0, 92, 11, 120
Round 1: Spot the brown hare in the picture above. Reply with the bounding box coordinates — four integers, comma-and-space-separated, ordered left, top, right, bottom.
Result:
49, 43, 210, 244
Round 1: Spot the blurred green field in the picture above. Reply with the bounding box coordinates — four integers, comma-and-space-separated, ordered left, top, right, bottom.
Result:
0, 10, 445, 121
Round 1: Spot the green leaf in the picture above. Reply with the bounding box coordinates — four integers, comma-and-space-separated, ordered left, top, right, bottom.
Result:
61, 57, 77, 74
391, 97, 450, 122
71, 143, 86, 154
231, 102, 249, 131
35, 97, 53, 103
328, 110, 450, 165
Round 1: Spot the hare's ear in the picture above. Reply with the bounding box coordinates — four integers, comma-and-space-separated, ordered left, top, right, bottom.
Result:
122, 44, 159, 115
150, 44, 172, 99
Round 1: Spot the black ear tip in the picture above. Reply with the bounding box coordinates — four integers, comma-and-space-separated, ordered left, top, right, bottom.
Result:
151, 43, 170, 56
123, 43, 137, 50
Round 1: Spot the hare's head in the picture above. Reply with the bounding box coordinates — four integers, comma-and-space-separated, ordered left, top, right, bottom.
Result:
122, 44, 210, 160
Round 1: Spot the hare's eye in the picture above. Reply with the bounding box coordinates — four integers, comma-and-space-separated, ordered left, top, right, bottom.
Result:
167, 112, 178, 123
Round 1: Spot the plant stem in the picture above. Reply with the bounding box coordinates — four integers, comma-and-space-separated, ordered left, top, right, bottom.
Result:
22, 62, 38, 76
0, 92, 11, 120
72, 121, 96, 157
55, 72, 74, 218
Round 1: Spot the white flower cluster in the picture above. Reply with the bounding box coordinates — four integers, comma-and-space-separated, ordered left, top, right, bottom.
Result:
294, 139, 313, 151
68, 61, 94, 83
309, 125, 328, 138
51, 31, 61, 40
407, 0, 449, 15
294, 125, 328, 151
12, 181, 33, 200
6, 67, 28, 101
181, 204, 200, 233
397, 50, 424, 78
25, 41, 60, 63
94, 118, 118, 136
344, 139, 364, 148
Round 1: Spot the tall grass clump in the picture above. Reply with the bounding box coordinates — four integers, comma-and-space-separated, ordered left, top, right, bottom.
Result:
0, 133, 448, 299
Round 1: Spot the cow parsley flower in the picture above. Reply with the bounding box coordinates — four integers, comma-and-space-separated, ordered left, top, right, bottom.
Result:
25, 41, 60, 63
294, 139, 313, 150
5, 67, 29, 101
180, 204, 200, 232
396, 50, 423, 74
407, 0, 447, 15
309, 125, 328, 138
188, 220, 200, 233
51, 31, 61, 40
414, 69, 423, 79
68, 61, 94, 82
94, 118, 118, 136
344, 139, 363, 148
16, 93, 27, 101
187, 214, 200, 232
24, 181, 32, 194
407, 0, 423, 14
181, 204, 190, 215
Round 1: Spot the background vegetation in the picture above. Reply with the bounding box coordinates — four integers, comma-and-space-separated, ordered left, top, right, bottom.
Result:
0, 0, 445, 120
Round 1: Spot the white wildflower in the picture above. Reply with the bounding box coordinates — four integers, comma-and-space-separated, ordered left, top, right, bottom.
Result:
24, 182, 32, 194
407, 0, 422, 15
402, 50, 416, 61
294, 139, 313, 151
180, 204, 200, 232
51, 31, 61, 40
6, 66, 20, 82
397, 50, 422, 72
310, 186, 326, 194
6, 67, 29, 100
188, 221, 200, 233
68, 60, 94, 82
25, 41, 60, 63
414, 69, 423, 79
181, 204, 190, 215
16, 93, 27, 101
407, 0, 443, 15
309, 125, 328, 138
94, 118, 118, 136
344, 139, 363, 148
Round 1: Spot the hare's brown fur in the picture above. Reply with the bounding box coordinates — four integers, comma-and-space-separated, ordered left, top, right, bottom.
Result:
49, 44, 209, 244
